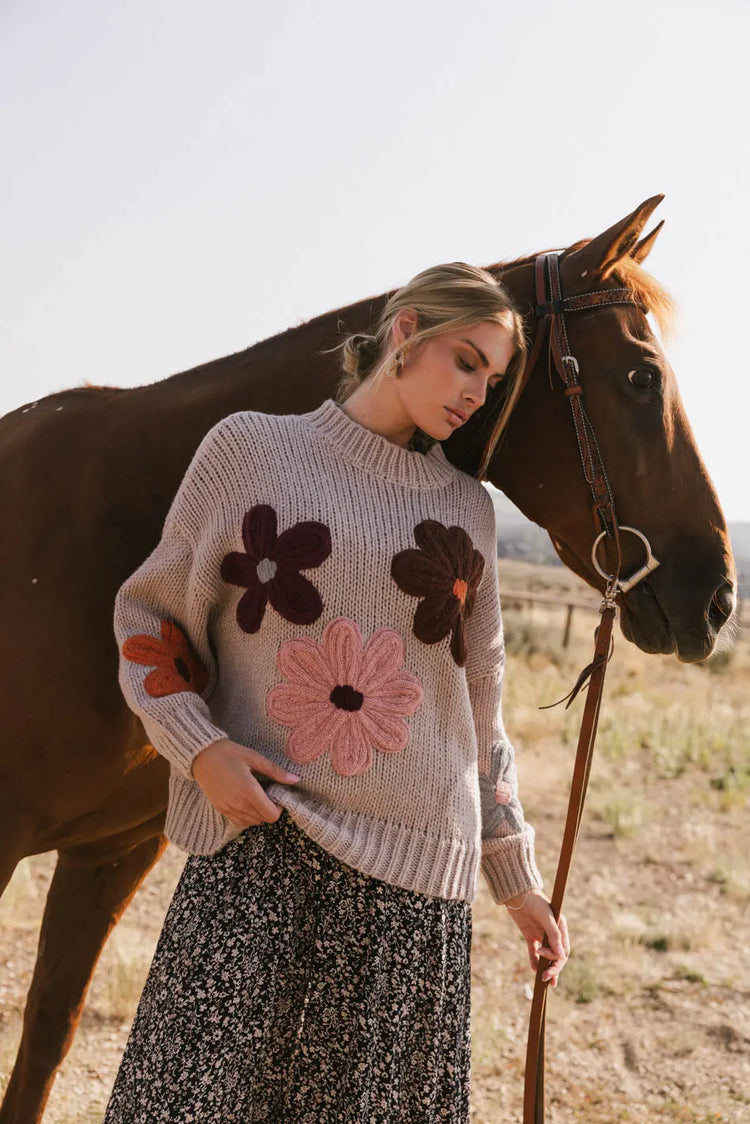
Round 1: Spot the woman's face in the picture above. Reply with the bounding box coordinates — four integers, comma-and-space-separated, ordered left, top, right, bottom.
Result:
393, 315, 517, 441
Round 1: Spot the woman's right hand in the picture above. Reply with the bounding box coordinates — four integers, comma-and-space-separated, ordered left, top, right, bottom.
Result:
190, 738, 301, 828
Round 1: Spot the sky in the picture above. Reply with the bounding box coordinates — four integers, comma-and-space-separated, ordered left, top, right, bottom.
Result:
2, 0, 748, 520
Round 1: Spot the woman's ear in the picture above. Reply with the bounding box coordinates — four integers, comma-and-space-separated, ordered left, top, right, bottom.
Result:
392, 307, 419, 347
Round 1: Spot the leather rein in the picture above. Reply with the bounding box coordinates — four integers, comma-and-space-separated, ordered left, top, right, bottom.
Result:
507, 253, 661, 1123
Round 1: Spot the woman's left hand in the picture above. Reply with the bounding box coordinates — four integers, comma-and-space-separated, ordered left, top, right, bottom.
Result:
503, 888, 570, 988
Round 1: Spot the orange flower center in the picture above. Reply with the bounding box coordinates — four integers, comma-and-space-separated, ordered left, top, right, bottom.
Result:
452, 577, 468, 605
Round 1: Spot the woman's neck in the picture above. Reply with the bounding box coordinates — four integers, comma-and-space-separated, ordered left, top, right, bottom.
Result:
337, 384, 417, 450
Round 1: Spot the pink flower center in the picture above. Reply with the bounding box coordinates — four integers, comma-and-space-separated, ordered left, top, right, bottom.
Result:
453, 577, 468, 605
329, 684, 364, 712
256, 557, 278, 584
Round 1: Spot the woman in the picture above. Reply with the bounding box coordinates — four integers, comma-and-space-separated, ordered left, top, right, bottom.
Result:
103, 262, 570, 1122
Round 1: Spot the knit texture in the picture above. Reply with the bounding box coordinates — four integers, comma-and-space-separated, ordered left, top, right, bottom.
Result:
113, 398, 544, 905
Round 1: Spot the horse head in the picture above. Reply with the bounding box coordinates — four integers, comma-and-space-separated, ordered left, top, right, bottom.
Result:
444, 195, 737, 663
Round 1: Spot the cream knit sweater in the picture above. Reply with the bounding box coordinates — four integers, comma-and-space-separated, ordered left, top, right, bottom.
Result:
113, 397, 544, 905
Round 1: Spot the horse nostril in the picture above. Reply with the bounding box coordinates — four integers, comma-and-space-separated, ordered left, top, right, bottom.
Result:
708, 582, 736, 630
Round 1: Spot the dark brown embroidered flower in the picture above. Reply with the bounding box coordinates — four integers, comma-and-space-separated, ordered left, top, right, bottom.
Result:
220, 504, 331, 633
122, 620, 209, 698
390, 519, 485, 667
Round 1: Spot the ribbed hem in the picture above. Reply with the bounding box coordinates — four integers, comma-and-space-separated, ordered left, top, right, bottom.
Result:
140, 704, 230, 780
164, 770, 244, 853
266, 786, 481, 901
302, 398, 459, 489
162, 773, 482, 903
480, 824, 544, 906
162, 773, 537, 909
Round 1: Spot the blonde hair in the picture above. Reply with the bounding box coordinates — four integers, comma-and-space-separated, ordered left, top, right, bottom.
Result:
321, 261, 528, 479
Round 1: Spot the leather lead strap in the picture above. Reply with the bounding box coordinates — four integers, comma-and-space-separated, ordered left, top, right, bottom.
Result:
523, 605, 616, 1124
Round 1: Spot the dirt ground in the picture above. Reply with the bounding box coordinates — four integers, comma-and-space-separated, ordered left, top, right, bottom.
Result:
1, 559, 748, 1122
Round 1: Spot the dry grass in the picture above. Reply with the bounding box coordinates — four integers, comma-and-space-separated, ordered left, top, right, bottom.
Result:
1, 560, 748, 1122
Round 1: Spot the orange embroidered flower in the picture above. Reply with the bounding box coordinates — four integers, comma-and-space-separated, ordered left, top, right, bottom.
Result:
122, 620, 209, 698
390, 519, 485, 667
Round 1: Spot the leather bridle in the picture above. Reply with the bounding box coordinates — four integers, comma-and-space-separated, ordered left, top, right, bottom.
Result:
510, 252, 662, 1123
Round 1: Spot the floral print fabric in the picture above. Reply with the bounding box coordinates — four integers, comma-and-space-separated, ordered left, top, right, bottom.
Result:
220, 504, 331, 633
266, 616, 424, 776
390, 519, 485, 668
102, 809, 472, 1123
121, 619, 209, 698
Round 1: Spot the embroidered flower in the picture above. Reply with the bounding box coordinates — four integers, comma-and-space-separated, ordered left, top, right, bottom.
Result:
478, 741, 523, 838
122, 620, 209, 698
390, 519, 485, 667
265, 616, 424, 776
494, 780, 512, 804
220, 504, 331, 633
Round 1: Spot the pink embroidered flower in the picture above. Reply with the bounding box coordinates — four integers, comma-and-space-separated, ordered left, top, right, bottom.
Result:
495, 780, 512, 804
265, 616, 424, 777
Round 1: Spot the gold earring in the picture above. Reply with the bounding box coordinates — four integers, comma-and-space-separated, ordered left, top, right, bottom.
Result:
390, 345, 408, 377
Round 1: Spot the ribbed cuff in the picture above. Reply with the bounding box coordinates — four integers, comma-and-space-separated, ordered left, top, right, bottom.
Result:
140, 703, 230, 780
480, 824, 544, 906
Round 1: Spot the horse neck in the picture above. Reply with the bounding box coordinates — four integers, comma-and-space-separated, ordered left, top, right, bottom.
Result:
133, 267, 541, 487
140, 295, 385, 425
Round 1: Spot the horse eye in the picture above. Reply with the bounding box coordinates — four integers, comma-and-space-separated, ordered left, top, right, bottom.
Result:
627, 368, 655, 390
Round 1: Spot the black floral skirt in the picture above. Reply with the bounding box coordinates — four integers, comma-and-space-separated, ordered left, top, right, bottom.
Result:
102, 808, 473, 1123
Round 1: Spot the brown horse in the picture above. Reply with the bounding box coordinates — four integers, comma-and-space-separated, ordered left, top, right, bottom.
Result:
0, 195, 736, 1122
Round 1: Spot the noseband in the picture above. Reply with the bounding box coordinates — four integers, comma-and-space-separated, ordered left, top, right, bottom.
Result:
518, 253, 662, 1122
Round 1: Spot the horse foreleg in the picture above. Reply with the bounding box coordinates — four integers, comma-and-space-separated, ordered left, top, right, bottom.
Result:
0, 827, 169, 1124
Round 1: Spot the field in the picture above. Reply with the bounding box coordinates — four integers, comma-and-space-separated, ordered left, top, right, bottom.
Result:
1, 560, 748, 1122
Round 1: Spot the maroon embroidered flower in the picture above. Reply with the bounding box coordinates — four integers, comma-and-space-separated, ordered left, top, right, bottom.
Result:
122, 620, 209, 698
220, 504, 331, 633
390, 519, 485, 667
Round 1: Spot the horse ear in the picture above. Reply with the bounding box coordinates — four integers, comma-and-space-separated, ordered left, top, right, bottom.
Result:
568, 194, 665, 278
630, 219, 665, 264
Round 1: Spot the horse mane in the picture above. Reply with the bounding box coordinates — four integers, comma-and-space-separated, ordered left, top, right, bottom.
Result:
495, 238, 677, 340
610, 255, 677, 340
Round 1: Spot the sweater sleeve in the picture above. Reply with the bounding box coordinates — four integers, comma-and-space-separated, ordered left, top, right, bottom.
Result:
464, 485, 545, 906
113, 423, 233, 781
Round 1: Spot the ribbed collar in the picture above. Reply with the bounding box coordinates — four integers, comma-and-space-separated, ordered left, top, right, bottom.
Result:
302, 397, 461, 489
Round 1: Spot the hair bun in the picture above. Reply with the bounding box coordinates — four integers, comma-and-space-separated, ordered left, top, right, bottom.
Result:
355, 334, 380, 370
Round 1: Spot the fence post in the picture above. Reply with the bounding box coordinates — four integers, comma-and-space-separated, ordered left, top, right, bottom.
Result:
562, 604, 574, 649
